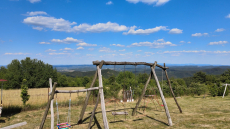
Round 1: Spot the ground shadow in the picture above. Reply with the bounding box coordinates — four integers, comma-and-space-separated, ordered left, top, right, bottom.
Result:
135, 111, 168, 126
89, 116, 102, 129
1, 106, 22, 117
0, 119, 6, 123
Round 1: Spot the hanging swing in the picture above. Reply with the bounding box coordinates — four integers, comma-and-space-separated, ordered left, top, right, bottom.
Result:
56, 93, 71, 129
0, 79, 7, 117
112, 64, 128, 117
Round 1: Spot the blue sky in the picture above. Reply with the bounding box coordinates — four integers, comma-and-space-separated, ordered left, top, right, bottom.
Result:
1, 0, 230, 65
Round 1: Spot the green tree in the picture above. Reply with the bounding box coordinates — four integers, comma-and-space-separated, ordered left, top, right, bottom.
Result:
208, 83, 218, 97
193, 71, 206, 84
20, 79, 30, 106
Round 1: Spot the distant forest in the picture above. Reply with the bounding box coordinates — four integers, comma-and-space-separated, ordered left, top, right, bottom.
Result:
1, 58, 230, 98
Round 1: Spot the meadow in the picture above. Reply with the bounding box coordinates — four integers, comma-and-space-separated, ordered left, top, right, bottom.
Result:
1, 87, 86, 106
1, 93, 230, 129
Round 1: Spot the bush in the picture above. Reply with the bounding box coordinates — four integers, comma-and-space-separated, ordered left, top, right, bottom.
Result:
209, 83, 218, 97
21, 79, 30, 106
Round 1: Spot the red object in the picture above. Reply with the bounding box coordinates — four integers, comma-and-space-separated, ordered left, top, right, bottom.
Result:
57, 123, 68, 126
0, 79, 7, 82
161, 105, 164, 107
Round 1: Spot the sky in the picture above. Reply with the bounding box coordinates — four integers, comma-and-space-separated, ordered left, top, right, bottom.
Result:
1, 0, 230, 65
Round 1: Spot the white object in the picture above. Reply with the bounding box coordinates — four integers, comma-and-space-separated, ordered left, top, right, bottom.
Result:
222, 83, 230, 98
0, 121, 27, 129
120, 100, 123, 103
132, 99, 134, 102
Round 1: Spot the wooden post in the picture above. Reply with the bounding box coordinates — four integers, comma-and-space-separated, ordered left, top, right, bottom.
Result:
39, 82, 57, 129
164, 63, 182, 113
223, 83, 228, 98
88, 92, 100, 129
151, 62, 172, 126
49, 78, 54, 129
78, 61, 104, 124
97, 65, 109, 129
132, 69, 153, 116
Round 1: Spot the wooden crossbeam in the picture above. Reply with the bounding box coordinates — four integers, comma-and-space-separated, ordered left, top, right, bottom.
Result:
49, 87, 102, 95
92, 61, 168, 69
112, 112, 128, 115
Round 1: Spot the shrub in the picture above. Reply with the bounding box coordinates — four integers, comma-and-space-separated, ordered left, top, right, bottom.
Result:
20, 79, 30, 106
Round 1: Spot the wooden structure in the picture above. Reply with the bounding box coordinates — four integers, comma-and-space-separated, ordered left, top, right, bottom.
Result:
40, 61, 110, 129
93, 61, 182, 126
222, 83, 230, 98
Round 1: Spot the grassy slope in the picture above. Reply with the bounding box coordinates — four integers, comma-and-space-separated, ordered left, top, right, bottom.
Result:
1, 95, 230, 128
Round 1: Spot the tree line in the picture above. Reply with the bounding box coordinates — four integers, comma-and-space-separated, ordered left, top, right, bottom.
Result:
0, 58, 229, 98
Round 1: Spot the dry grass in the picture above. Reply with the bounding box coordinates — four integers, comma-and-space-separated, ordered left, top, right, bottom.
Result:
1, 95, 230, 128
2, 87, 85, 106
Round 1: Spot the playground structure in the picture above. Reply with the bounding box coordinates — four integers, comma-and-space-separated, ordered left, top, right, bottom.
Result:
0, 79, 7, 117
39, 60, 182, 129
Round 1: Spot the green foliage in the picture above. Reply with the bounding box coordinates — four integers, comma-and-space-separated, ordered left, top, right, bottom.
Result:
3, 57, 58, 89
208, 83, 218, 97
20, 79, 30, 106
193, 71, 206, 84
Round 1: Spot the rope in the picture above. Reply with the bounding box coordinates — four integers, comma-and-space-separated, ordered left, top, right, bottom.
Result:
162, 69, 163, 93
124, 64, 126, 120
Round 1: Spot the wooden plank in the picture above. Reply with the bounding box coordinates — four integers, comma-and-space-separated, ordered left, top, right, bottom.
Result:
88, 92, 100, 129
164, 65, 182, 113
49, 87, 101, 95
132, 69, 153, 116
223, 83, 228, 98
0, 121, 27, 129
151, 62, 172, 126
78, 61, 104, 124
92, 61, 168, 69
49, 78, 54, 129
112, 112, 128, 115
39, 82, 57, 129
97, 65, 109, 129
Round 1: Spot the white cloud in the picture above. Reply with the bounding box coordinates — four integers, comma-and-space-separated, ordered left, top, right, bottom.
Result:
209, 41, 228, 45
99, 47, 116, 52
88, 48, 94, 51
187, 41, 191, 44
49, 53, 70, 55
23, 16, 128, 33
126, 0, 170, 6
77, 47, 84, 50
28, 0, 41, 3
168, 28, 183, 34
39, 42, 50, 44
119, 52, 133, 56
119, 49, 126, 51
225, 14, 230, 18
63, 47, 74, 51
106, 1, 113, 5
45, 49, 56, 52
75, 53, 80, 55
128, 39, 176, 48
51, 37, 82, 44
191, 33, 208, 37
137, 50, 142, 52
36, 53, 42, 56
180, 41, 185, 43
123, 26, 168, 35
73, 22, 128, 33
86, 54, 95, 56
145, 52, 155, 55
4, 52, 30, 55
33, 26, 43, 31
23, 16, 76, 32
76, 42, 97, 47
163, 50, 230, 54
110, 44, 125, 47
215, 28, 225, 32
25, 11, 47, 16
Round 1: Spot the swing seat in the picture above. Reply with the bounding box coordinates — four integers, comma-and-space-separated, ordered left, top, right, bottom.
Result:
57, 123, 71, 129
145, 95, 155, 97
112, 111, 128, 115
57, 122, 68, 126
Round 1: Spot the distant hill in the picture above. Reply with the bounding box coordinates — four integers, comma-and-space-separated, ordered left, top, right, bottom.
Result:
59, 65, 230, 79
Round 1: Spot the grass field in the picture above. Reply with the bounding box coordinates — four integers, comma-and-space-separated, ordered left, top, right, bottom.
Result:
1, 95, 230, 128
1, 87, 86, 106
